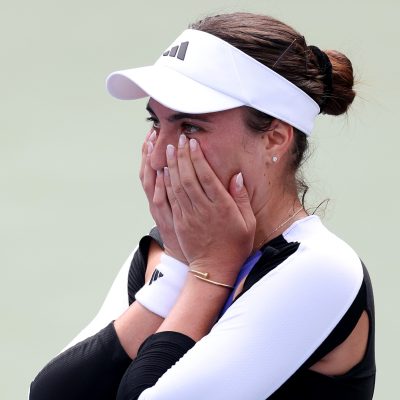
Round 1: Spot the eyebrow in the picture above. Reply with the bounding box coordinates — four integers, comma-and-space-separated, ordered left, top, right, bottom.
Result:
146, 103, 212, 123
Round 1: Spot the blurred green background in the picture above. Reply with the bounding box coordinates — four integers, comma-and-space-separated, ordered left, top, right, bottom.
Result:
1, 0, 398, 398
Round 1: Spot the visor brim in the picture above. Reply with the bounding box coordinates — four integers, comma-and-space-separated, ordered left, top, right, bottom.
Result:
106, 65, 244, 114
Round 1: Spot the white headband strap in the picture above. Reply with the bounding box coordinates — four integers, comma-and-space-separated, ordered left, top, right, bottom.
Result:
107, 29, 320, 135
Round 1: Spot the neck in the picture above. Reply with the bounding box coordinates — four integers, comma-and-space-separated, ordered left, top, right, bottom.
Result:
252, 188, 307, 251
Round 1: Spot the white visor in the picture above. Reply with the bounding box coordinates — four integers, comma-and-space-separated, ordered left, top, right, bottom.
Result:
106, 29, 320, 135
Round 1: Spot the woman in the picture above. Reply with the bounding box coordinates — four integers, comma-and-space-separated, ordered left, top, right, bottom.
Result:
30, 12, 375, 399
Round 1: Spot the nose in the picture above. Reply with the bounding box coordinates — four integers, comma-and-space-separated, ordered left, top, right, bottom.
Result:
150, 129, 177, 171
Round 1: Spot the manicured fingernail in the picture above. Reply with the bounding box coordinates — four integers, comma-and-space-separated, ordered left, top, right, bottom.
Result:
163, 166, 169, 177
157, 169, 163, 177
166, 144, 175, 159
178, 134, 187, 148
236, 172, 243, 192
149, 130, 157, 142
189, 138, 197, 151
147, 141, 153, 155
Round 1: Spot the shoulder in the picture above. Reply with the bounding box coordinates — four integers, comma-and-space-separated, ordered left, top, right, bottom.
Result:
231, 216, 365, 328
281, 216, 363, 290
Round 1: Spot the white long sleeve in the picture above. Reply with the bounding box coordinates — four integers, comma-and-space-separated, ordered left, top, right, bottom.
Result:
138, 217, 364, 399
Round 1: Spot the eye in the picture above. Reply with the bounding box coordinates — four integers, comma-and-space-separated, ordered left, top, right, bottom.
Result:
146, 116, 160, 129
181, 123, 202, 135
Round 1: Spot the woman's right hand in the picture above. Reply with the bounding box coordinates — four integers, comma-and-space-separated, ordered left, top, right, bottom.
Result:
139, 130, 187, 264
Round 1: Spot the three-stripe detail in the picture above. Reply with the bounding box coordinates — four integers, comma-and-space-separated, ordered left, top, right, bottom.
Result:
162, 41, 189, 60
149, 268, 164, 285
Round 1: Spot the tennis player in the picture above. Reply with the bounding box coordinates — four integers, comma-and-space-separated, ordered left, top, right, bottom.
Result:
30, 12, 375, 399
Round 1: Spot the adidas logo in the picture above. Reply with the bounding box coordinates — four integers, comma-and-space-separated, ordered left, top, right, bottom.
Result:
149, 268, 164, 285
162, 41, 189, 60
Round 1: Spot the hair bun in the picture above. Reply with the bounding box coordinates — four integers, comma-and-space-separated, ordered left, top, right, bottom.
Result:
321, 50, 356, 116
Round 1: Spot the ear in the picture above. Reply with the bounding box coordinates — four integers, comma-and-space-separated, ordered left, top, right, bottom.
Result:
263, 119, 294, 164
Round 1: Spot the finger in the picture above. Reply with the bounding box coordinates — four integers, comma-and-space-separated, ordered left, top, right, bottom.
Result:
166, 144, 193, 211
163, 166, 182, 217
189, 138, 228, 202
176, 134, 205, 202
139, 130, 156, 183
229, 172, 256, 232
142, 141, 156, 203
153, 169, 173, 223
139, 141, 147, 183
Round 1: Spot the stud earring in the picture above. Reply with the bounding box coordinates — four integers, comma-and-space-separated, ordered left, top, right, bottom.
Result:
272, 156, 278, 163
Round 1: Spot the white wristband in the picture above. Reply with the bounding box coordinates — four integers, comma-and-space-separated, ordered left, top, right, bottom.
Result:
135, 253, 189, 318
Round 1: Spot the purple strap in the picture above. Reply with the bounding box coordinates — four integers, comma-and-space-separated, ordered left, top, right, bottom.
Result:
220, 250, 262, 316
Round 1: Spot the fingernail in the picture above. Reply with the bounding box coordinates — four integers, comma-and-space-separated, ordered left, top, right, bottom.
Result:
189, 138, 197, 151
157, 169, 163, 177
149, 130, 157, 142
166, 144, 175, 159
236, 172, 243, 192
163, 166, 169, 177
147, 141, 153, 155
178, 134, 186, 148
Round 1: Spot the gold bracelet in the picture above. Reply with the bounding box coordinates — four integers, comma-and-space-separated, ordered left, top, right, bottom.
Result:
188, 269, 234, 289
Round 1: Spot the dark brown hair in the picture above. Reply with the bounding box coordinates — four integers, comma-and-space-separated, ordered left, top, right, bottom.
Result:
190, 13, 356, 203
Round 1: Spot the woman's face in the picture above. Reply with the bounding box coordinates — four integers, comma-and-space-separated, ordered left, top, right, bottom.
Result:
146, 99, 270, 210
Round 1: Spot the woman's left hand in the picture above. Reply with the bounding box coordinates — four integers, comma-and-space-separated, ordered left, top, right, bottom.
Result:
162, 134, 256, 281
